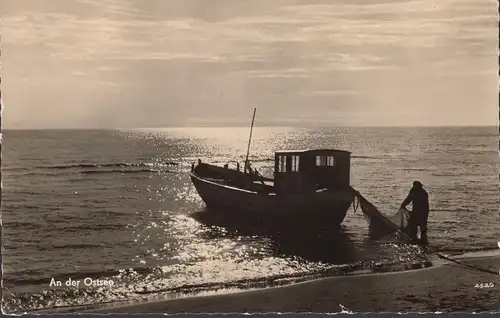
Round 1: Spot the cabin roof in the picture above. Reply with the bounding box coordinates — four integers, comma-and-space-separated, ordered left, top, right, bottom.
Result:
274, 148, 351, 155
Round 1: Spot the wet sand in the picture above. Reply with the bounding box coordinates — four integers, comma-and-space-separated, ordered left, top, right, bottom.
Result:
89, 254, 500, 313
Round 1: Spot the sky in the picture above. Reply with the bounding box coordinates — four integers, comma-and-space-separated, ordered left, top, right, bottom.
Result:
1, 0, 498, 128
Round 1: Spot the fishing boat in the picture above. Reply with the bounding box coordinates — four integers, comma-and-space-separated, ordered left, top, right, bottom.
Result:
189, 109, 355, 226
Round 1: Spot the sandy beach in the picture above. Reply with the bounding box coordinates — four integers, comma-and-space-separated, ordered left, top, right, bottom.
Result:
77, 253, 500, 314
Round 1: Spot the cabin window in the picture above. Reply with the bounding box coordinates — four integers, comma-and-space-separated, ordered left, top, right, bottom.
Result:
327, 156, 335, 166
316, 155, 335, 167
316, 155, 326, 166
278, 155, 287, 172
291, 155, 300, 172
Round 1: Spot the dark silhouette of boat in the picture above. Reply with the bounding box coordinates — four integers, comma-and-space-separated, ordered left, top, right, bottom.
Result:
189, 149, 354, 227
188, 109, 354, 227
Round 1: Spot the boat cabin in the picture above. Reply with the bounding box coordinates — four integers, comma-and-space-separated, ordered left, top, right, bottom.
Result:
274, 149, 351, 194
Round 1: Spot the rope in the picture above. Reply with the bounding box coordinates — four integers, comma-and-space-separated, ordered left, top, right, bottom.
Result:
351, 188, 499, 277
421, 244, 499, 276
397, 226, 499, 276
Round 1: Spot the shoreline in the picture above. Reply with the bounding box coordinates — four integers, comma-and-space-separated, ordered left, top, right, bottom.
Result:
19, 258, 437, 315
94, 254, 500, 313
23, 251, 500, 314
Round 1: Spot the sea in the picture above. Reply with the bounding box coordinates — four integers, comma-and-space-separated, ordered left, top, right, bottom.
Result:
2, 126, 499, 313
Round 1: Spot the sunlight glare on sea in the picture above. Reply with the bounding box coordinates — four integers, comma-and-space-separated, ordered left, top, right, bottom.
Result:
2, 126, 498, 313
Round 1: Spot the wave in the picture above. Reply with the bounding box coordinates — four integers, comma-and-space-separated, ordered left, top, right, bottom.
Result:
2, 260, 361, 290
3, 221, 44, 230
210, 158, 274, 164
39, 162, 179, 170
57, 224, 129, 232
22, 171, 71, 177
434, 246, 499, 255
3, 257, 435, 314
131, 265, 367, 296
8, 168, 176, 177
3, 266, 157, 286
80, 169, 165, 174
351, 155, 382, 160
39, 243, 108, 251
2, 167, 30, 171
4, 221, 130, 234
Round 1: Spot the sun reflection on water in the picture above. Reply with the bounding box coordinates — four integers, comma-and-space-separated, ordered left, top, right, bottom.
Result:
4, 127, 497, 313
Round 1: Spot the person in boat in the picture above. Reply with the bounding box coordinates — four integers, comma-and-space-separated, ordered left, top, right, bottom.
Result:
400, 181, 430, 244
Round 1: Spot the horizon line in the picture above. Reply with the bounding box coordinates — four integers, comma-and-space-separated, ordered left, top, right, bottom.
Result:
1, 124, 498, 131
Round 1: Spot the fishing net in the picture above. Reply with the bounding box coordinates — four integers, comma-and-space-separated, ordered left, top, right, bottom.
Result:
353, 189, 410, 238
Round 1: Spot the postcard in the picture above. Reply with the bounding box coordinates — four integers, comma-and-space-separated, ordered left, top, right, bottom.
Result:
1, 0, 498, 314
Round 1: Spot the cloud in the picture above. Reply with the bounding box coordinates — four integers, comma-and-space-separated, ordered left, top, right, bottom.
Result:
75, 0, 147, 18
245, 69, 314, 79
3, 0, 495, 67
297, 90, 360, 97
1, 0, 497, 128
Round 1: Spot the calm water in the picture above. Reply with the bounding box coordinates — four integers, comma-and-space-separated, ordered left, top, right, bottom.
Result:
2, 126, 499, 312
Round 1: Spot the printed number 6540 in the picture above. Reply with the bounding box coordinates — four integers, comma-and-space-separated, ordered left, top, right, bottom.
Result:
474, 282, 495, 289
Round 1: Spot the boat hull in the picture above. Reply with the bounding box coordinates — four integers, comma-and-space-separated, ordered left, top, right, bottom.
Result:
189, 171, 354, 227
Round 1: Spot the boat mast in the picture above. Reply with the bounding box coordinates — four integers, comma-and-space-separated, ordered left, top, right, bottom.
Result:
244, 108, 257, 173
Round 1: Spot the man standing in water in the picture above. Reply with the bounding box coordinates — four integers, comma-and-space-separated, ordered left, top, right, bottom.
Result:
400, 181, 430, 244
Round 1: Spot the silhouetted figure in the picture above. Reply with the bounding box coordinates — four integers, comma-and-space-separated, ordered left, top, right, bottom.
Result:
236, 162, 240, 171
401, 181, 430, 244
